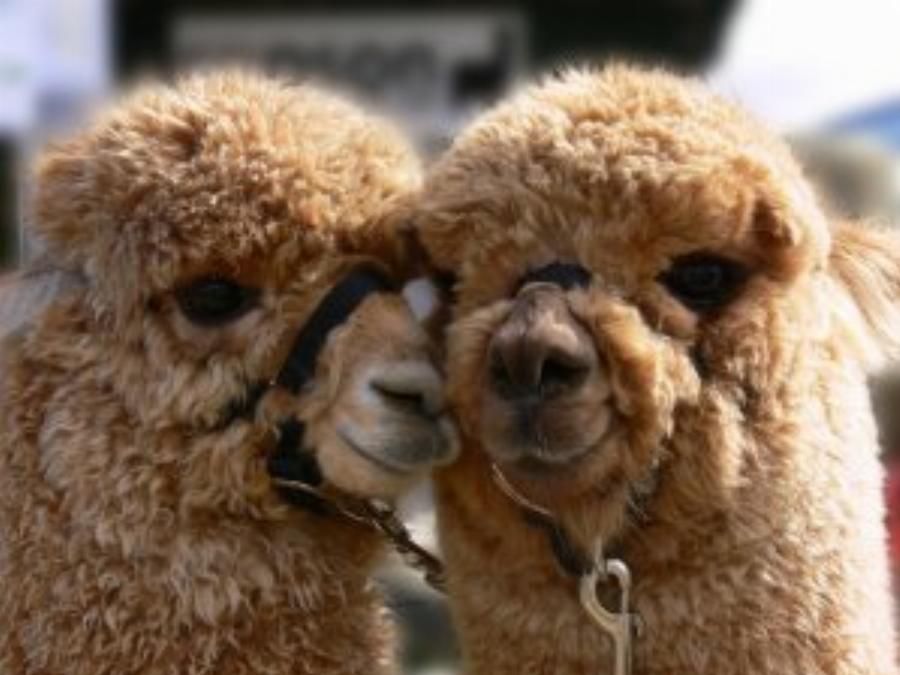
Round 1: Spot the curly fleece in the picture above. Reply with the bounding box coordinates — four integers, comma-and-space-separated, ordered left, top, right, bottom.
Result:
416, 65, 900, 674
0, 71, 424, 675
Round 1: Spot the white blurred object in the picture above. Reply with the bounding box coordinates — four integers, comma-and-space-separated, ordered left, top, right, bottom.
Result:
37, 0, 110, 100
403, 277, 439, 322
9, 0, 111, 263
0, 0, 39, 132
0, 0, 110, 135
396, 479, 440, 554
710, 0, 900, 132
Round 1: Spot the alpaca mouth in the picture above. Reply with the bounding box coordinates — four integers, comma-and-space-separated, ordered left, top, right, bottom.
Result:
337, 426, 420, 476
482, 400, 614, 469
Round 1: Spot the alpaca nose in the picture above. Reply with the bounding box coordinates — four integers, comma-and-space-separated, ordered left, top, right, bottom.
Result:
489, 286, 596, 401
369, 361, 445, 419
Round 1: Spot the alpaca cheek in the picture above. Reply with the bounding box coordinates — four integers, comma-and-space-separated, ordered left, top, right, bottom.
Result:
446, 303, 512, 433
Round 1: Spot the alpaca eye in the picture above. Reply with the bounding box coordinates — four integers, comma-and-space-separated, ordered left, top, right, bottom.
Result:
175, 278, 259, 326
659, 254, 749, 313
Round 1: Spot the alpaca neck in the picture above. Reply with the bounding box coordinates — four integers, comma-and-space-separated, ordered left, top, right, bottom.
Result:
437, 439, 896, 675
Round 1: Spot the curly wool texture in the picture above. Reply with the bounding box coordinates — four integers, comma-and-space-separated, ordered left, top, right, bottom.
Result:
416, 66, 900, 674
0, 71, 427, 675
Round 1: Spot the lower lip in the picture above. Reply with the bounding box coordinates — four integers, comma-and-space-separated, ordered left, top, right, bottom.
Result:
336, 426, 417, 476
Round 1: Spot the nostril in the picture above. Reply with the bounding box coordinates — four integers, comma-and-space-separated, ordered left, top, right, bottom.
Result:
488, 323, 595, 400
539, 355, 589, 393
490, 350, 589, 400
369, 364, 444, 418
373, 382, 429, 416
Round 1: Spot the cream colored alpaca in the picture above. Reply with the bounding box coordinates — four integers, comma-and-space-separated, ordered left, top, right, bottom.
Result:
416, 65, 899, 674
0, 71, 457, 675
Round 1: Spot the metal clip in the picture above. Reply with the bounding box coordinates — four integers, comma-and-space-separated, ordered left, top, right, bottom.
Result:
578, 541, 640, 675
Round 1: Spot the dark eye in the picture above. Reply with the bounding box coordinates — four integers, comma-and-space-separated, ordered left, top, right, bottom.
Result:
658, 254, 749, 313
432, 270, 457, 293
175, 278, 259, 326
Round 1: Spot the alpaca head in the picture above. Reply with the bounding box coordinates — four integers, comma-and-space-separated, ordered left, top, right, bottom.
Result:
29, 70, 458, 515
415, 65, 900, 547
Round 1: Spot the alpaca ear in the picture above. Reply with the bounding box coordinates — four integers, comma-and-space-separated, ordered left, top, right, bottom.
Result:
30, 136, 101, 269
830, 220, 900, 370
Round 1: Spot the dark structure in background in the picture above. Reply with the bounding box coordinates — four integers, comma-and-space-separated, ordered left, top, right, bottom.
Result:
115, 1, 737, 81
0, 0, 738, 269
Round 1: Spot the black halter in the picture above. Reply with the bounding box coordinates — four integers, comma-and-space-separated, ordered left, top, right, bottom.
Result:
212, 265, 448, 591
221, 266, 395, 511
273, 267, 397, 395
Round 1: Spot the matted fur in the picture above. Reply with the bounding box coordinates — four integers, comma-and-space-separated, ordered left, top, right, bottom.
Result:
415, 65, 899, 674
0, 71, 456, 675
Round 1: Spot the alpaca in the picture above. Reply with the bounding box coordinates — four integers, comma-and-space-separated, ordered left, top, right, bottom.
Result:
0, 71, 458, 675
414, 65, 899, 674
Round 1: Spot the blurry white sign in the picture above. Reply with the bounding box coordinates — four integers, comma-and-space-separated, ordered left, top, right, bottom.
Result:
0, 0, 38, 132
173, 11, 528, 153
38, 0, 110, 98
0, 0, 109, 135
710, 0, 900, 132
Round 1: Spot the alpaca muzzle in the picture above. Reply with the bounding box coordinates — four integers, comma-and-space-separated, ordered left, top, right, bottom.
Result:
482, 262, 614, 466
219, 265, 448, 591
488, 286, 597, 402
487, 263, 645, 674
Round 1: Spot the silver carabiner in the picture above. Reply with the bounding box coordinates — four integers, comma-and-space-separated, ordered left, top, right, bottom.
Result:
578, 542, 640, 675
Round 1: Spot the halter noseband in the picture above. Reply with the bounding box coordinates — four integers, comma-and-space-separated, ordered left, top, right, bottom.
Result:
220, 265, 395, 506
263, 266, 395, 506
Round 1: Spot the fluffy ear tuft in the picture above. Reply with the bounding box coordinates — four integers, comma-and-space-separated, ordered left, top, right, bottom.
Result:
830, 220, 900, 370
30, 136, 101, 269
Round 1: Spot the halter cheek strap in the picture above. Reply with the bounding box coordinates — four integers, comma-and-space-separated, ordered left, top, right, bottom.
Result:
209, 265, 447, 592
264, 267, 395, 491
219, 266, 395, 491
275, 268, 397, 395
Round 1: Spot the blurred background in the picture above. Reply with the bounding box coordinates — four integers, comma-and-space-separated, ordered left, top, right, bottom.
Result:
2, 1, 900, 673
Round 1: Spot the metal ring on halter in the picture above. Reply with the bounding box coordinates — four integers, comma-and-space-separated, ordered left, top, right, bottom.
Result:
492, 462, 643, 675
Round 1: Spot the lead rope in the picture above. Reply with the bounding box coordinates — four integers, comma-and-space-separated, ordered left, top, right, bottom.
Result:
271, 476, 447, 593
492, 465, 642, 675
361, 499, 447, 593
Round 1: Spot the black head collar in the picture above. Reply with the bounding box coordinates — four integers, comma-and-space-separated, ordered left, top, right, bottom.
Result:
266, 266, 395, 501
211, 265, 448, 592
220, 266, 395, 508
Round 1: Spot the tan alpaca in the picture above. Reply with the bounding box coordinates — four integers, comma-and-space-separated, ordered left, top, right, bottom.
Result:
415, 65, 899, 674
0, 71, 458, 675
